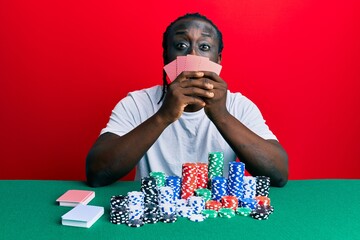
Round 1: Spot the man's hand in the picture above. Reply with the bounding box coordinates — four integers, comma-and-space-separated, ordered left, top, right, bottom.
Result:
200, 71, 228, 122
156, 71, 215, 124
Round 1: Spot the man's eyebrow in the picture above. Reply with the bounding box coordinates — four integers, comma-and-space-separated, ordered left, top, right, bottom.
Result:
174, 30, 213, 38
201, 32, 212, 37
175, 30, 188, 35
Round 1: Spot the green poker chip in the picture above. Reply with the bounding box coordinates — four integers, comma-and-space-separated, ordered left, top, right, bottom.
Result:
236, 207, 252, 217
202, 209, 218, 218
218, 208, 235, 218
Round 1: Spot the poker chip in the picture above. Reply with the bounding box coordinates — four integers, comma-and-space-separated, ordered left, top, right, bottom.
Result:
110, 208, 129, 224
227, 161, 245, 201
181, 163, 198, 199
188, 196, 205, 214
176, 206, 193, 218
255, 196, 271, 206
149, 172, 166, 187
110, 195, 129, 209
243, 176, 257, 199
236, 207, 252, 217
127, 219, 145, 227
218, 208, 236, 218
208, 152, 224, 184
240, 198, 258, 210
108, 154, 277, 227
202, 209, 218, 218
250, 206, 270, 220
141, 176, 159, 205
221, 196, 239, 211
211, 176, 227, 201
196, 163, 208, 189
143, 213, 159, 224
195, 188, 212, 202
166, 176, 182, 200
205, 200, 222, 211
256, 176, 270, 197
160, 213, 177, 223
189, 214, 205, 222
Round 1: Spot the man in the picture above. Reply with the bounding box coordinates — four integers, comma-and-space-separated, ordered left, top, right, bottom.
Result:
86, 13, 288, 187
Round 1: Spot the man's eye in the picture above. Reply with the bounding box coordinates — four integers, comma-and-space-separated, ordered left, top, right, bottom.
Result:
200, 44, 210, 51
176, 43, 188, 50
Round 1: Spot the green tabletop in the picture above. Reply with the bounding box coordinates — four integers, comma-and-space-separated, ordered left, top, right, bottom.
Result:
0, 180, 359, 240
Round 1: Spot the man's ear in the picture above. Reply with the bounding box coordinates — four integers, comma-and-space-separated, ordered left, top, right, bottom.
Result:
217, 53, 222, 64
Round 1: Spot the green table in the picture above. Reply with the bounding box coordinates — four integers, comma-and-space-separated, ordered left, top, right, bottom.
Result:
0, 180, 359, 240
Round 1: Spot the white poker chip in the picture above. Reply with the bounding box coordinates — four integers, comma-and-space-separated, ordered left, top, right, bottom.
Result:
189, 214, 205, 222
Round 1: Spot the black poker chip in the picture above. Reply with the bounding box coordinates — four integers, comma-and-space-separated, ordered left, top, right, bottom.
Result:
110, 195, 129, 209
110, 206, 129, 224
143, 213, 159, 224
160, 213, 177, 223
255, 176, 270, 197
250, 206, 270, 220
127, 219, 145, 228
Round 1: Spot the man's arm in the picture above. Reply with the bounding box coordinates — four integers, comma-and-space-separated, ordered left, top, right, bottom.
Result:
86, 71, 215, 187
86, 113, 169, 187
202, 72, 288, 187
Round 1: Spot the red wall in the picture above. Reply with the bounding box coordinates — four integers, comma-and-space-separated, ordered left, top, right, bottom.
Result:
1, 0, 359, 181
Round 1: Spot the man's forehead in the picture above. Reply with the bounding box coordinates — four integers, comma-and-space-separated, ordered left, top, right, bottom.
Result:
170, 18, 217, 37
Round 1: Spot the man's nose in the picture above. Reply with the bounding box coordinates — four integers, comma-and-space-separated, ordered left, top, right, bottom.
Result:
187, 46, 197, 55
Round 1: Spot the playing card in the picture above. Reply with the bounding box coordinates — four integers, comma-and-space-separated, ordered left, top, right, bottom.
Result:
184, 55, 201, 71
163, 59, 177, 81
176, 56, 187, 77
205, 60, 222, 75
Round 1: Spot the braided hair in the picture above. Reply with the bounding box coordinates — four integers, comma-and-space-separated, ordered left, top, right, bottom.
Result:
158, 13, 224, 103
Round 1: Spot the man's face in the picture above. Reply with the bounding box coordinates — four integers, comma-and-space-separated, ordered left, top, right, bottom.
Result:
165, 18, 222, 65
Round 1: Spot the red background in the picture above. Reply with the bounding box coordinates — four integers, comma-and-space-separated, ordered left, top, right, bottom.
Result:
1, 0, 359, 181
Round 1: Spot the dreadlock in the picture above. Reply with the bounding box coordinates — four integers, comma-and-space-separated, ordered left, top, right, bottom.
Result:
158, 13, 224, 104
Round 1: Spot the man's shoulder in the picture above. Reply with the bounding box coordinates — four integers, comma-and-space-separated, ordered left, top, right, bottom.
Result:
128, 85, 162, 98
226, 90, 253, 106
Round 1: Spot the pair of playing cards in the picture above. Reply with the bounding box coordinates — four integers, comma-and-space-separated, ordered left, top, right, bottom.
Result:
163, 54, 222, 82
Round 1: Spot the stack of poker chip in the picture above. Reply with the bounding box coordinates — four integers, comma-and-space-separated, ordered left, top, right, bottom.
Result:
149, 172, 166, 188
255, 196, 271, 207
227, 161, 245, 202
243, 176, 256, 199
158, 186, 177, 223
188, 196, 205, 214
208, 152, 224, 185
166, 176, 181, 200
250, 205, 273, 220
158, 186, 175, 205
256, 176, 270, 197
109, 195, 129, 224
236, 207, 252, 216
205, 200, 222, 211
196, 163, 208, 189
181, 163, 198, 199
176, 205, 193, 218
240, 198, 258, 210
202, 209, 218, 218
143, 203, 160, 224
175, 199, 187, 208
221, 196, 238, 211
127, 191, 145, 221
218, 208, 236, 218
211, 176, 228, 201
195, 188, 212, 202
189, 214, 206, 222
141, 176, 159, 204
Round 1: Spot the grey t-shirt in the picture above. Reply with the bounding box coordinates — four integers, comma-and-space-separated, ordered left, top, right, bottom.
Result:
101, 85, 277, 180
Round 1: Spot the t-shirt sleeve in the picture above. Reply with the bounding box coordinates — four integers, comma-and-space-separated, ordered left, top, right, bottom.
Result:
230, 93, 278, 141
100, 95, 141, 137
